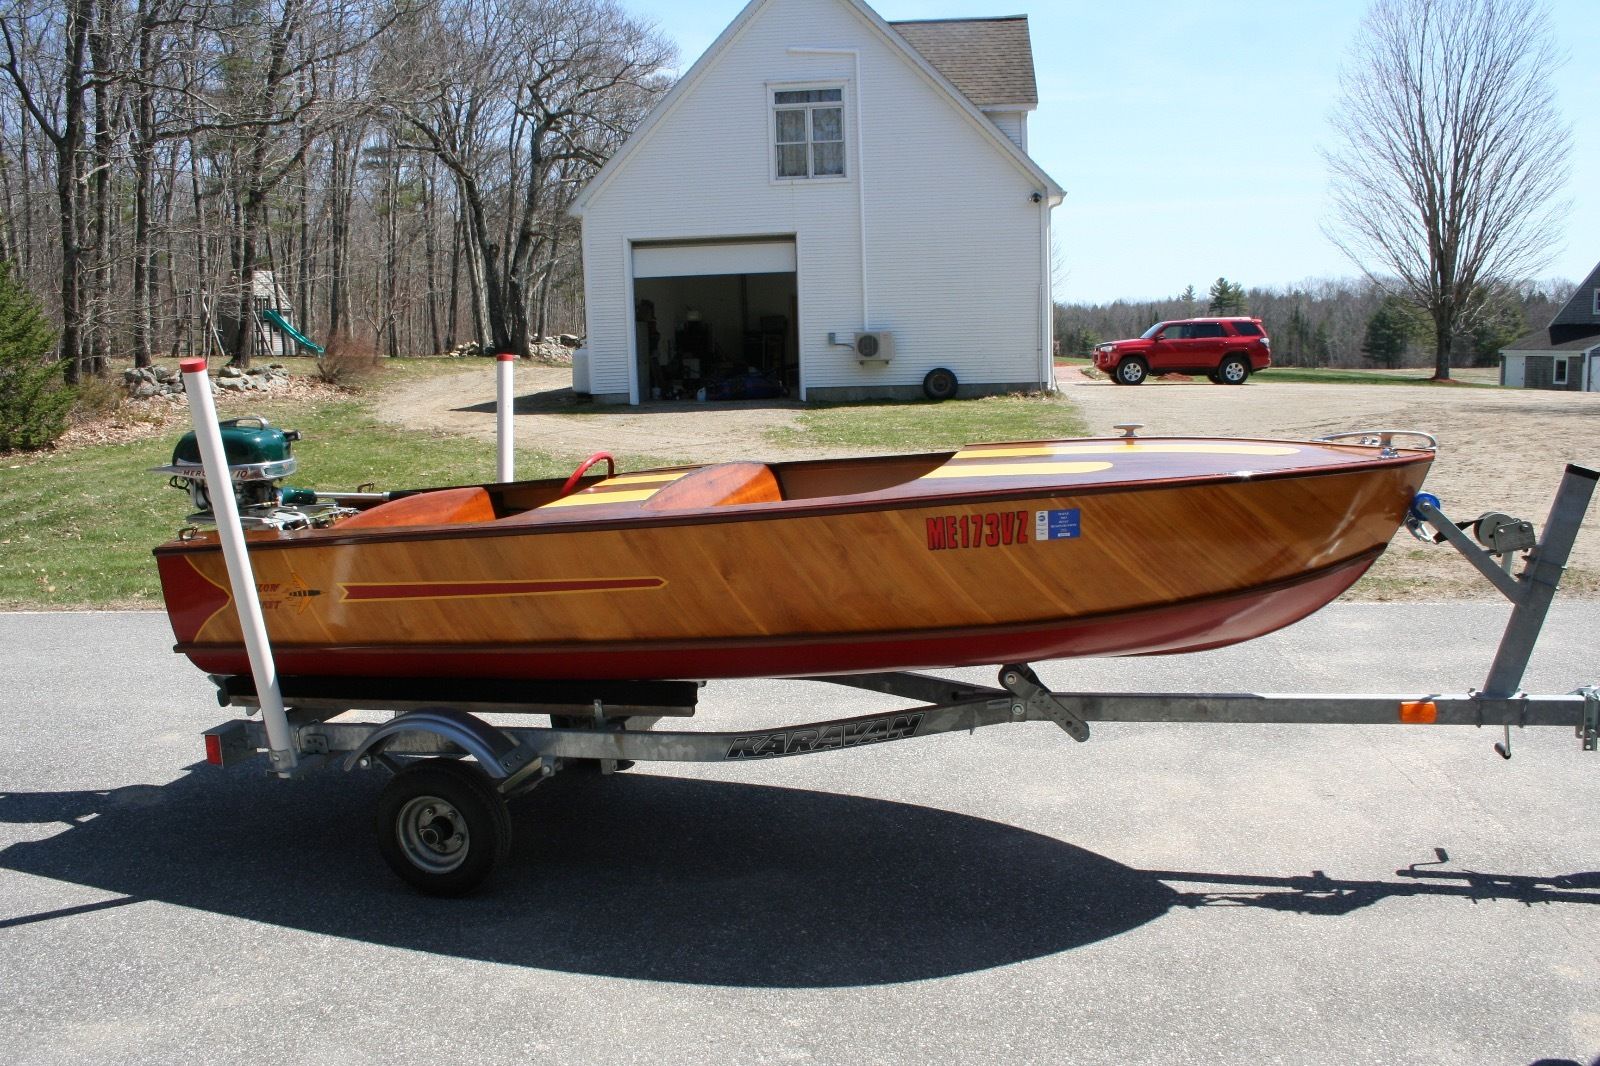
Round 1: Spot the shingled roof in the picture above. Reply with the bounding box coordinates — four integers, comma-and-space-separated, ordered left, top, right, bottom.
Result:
1547, 259, 1600, 343
889, 16, 1038, 110
1502, 258, 1600, 352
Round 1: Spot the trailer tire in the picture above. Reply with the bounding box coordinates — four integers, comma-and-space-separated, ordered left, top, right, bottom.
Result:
375, 758, 511, 896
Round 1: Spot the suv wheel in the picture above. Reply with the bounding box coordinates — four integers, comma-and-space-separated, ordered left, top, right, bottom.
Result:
1217, 355, 1250, 385
1114, 357, 1148, 386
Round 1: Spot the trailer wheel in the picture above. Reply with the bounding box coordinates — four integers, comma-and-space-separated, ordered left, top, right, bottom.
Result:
375, 758, 511, 896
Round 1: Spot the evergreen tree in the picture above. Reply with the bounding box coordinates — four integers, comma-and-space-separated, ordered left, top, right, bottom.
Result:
1468, 287, 1528, 367
1057, 326, 1099, 357
1178, 285, 1198, 314
1208, 277, 1246, 315
0, 260, 71, 451
1360, 295, 1421, 368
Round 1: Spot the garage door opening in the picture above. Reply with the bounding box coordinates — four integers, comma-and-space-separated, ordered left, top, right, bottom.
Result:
632, 239, 797, 402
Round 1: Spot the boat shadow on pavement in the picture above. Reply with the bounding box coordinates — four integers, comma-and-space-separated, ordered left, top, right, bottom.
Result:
1, 768, 1597, 989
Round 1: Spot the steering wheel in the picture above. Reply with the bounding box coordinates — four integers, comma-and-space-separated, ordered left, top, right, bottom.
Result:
558, 451, 616, 498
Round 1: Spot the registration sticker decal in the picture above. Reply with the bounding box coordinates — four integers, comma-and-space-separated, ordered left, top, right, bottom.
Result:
1034, 508, 1082, 541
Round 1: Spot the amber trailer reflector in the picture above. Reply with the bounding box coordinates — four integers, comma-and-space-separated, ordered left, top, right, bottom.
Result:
1399, 701, 1439, 724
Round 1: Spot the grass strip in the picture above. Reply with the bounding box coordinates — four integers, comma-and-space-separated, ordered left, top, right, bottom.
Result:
765, 392, 1088, 451
1260, 368, 1497, 387
0, 394, 664, 610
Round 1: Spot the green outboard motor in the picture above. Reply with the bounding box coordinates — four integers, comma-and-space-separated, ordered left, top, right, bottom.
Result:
153, 416, 330, 529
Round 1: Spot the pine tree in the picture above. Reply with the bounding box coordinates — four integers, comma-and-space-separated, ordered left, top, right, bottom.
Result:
1360, 295, 1421, 368
0, 260, 72, 451
1208, 277, 1246, 315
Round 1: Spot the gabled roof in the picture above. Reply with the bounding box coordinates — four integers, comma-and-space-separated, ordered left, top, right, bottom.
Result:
1500, 259, 1600, 354
1549, 259, 1600, 329
889, 17, 1038, 110
571, 0, 1063, 215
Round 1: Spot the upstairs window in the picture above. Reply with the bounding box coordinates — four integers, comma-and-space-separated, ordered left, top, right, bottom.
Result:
774, 88, 844, 179
1592, 288, 1599, 315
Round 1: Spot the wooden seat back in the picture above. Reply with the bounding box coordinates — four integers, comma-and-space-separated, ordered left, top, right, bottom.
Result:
337, 486, 497, 529
642, 462, 783, 511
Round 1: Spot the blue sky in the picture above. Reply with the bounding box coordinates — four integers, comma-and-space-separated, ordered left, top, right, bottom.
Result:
621, 0, 1599, 304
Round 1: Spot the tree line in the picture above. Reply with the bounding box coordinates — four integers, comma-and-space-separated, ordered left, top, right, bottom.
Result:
0, 0, 675, 384
1054, 276, 1573, 370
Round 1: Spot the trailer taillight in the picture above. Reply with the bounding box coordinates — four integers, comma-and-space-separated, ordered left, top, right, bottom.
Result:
204, 732, 223, 765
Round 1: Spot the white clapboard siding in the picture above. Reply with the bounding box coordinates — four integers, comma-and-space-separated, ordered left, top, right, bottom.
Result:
578, 0, 1053, 400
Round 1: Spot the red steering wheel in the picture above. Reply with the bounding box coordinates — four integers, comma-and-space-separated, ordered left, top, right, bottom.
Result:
559, 451, 616, 498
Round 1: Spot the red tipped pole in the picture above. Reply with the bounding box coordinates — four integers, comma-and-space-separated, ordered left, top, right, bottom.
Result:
178, 358, 297, 775
496, 352, 515, 482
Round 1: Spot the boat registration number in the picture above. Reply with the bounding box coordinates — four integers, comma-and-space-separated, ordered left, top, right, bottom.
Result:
925, 510, 1030, 551
925, 509, 1081, 551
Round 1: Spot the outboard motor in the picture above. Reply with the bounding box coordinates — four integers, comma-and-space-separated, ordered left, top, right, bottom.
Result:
153, 416, 350, 530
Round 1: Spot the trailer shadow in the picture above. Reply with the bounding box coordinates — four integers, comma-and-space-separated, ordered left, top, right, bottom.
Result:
2, 768, 1596, 988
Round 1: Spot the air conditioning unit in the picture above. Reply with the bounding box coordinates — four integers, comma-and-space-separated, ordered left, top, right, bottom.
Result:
854, 330, 894, 363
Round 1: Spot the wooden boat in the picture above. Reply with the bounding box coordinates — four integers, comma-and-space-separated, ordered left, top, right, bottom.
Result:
154, 434, 1433, 681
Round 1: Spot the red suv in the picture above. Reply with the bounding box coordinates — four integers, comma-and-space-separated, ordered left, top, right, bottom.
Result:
1093, 317, 1271, 385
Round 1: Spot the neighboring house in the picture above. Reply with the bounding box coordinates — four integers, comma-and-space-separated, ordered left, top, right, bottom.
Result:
1499, 259, 1600, 391
569, 0, 1064, 404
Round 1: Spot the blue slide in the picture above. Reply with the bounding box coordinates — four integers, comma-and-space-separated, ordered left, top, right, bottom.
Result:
261, 307, 325, 355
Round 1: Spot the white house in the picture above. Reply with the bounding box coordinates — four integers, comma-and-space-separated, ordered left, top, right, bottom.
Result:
1499, 259, 1600, 391
569, 0, 1064, 404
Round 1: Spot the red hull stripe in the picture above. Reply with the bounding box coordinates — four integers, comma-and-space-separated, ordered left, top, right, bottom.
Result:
340, 577, 665, 602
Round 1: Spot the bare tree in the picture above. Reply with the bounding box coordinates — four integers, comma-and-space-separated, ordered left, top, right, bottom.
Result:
385, 0, 670, 355
1, 0, 93, 381
1323, 0, 1571, 379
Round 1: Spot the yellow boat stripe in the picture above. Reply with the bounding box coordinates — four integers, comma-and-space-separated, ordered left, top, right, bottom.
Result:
921, 461, 1114, 479
601, 471, 690, 486
955, 443, 1301, 459
542, 488, 664, 508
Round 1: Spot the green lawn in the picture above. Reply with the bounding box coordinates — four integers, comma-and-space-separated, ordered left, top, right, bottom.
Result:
1260, 367, 1498, 387
0, 397, 562, 610
6, 375, 1076, 608
764, 392, 1088, 451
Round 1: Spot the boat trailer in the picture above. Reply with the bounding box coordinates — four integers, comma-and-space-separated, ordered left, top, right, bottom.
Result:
198, 460, 1600, 895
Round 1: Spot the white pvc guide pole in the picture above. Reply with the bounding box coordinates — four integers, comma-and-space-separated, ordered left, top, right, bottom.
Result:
496, 351, 515, 482
179, 358, 297, 775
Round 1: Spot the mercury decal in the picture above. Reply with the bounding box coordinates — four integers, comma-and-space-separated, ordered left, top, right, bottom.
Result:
726, 712, 925, 759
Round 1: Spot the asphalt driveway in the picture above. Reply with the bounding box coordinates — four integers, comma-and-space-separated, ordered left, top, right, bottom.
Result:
2, 607, 1598, 1064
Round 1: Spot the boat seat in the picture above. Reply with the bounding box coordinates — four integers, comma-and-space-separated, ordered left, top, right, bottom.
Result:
337, 486, 497, 529
642, 462, 783, 511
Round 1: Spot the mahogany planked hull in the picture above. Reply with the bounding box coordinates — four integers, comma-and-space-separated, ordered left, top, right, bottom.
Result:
154, 437, 1432, 681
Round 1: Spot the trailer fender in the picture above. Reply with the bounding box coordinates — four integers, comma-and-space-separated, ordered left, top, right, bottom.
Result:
341, 707, 528, 780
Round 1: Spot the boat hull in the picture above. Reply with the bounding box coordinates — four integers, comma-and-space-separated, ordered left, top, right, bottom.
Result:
155, 450, 1429, 681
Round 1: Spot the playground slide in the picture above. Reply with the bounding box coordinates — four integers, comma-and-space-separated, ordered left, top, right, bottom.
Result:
262, 308, 325, 355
